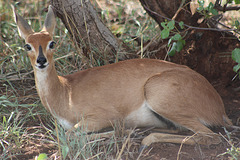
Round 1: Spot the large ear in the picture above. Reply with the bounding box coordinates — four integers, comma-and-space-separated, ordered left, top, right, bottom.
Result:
12, 5, 33, 40
42, 5, 56, 35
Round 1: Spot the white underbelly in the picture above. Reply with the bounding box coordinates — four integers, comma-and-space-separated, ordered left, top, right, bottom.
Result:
56, 116, 74, 130
56, 102, 171, 130
124, 101, 168, 128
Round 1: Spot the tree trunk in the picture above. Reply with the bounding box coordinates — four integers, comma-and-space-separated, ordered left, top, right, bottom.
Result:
50, 0, 127, 65
138, 0, 201, 28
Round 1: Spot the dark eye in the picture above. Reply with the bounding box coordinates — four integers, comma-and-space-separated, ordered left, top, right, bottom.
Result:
24, 44, 32, 51
49, 41, 56, 49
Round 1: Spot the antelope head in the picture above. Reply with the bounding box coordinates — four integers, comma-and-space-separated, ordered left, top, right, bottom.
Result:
13, 5, 56, 71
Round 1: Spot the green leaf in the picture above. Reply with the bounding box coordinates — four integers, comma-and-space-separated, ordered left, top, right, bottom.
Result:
234, 0, 240, 4
161, 22, 167, 29
210, 8, 218, 15
179, 21, 184, 29
161, 29, 170, 39
233, 64, 240, 73
198, 0, 205, 7
168, 42, 177, 56
3, 116, 6, 123
2, 116, 6, 127
176, 40, 185, 52
168, 38, 172, 47
232, 48, 240, 63
167, 20, 175, 30
208, 2, 214, 10
181, 39, 186, 45
172, 34, 182, 41
197, 6, 204, 12
207, 2, 218, 15
37, 153, 48, 160
62, 145, 69, 159
197, 0, 205, 11
235, 20, 240, 28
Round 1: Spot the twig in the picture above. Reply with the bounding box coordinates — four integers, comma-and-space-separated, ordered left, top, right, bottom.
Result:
214, 19, 240, 35
172, 0, 188, 20
223, 0, 231, 11
215, 5, 240, 12
177, 132, 198, 160
142, 4, 236, 32
215, 0, 240, 12
54, 52, 74, 61
86, 152, 104, 160
215, 0, 221, 7
136, 34, 162, 55
55, 119, 62, 160
0, 71, 34, 82
116, 130, 134, 160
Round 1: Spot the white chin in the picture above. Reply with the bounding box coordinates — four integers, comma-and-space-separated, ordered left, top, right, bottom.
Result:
35, 63, 49, 69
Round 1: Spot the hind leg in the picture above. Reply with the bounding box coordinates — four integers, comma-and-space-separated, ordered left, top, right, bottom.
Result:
141, 120, 221, 148
140, 109, 222, 147
142, 71, 223, 147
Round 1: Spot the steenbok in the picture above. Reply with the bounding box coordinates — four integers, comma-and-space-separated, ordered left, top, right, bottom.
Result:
13, 5, 232, 147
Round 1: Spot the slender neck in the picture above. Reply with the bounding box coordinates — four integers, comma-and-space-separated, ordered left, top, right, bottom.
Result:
34, 63, 64, 115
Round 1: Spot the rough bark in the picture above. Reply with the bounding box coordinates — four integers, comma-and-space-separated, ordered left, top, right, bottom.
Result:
50, 0, 126, 64
138, 0, 201, 28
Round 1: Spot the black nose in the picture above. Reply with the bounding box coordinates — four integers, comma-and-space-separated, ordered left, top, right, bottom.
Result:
37, 57, 47, 65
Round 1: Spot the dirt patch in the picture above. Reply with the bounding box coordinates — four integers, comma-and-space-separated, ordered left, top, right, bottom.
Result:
148, 143, 231, 160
